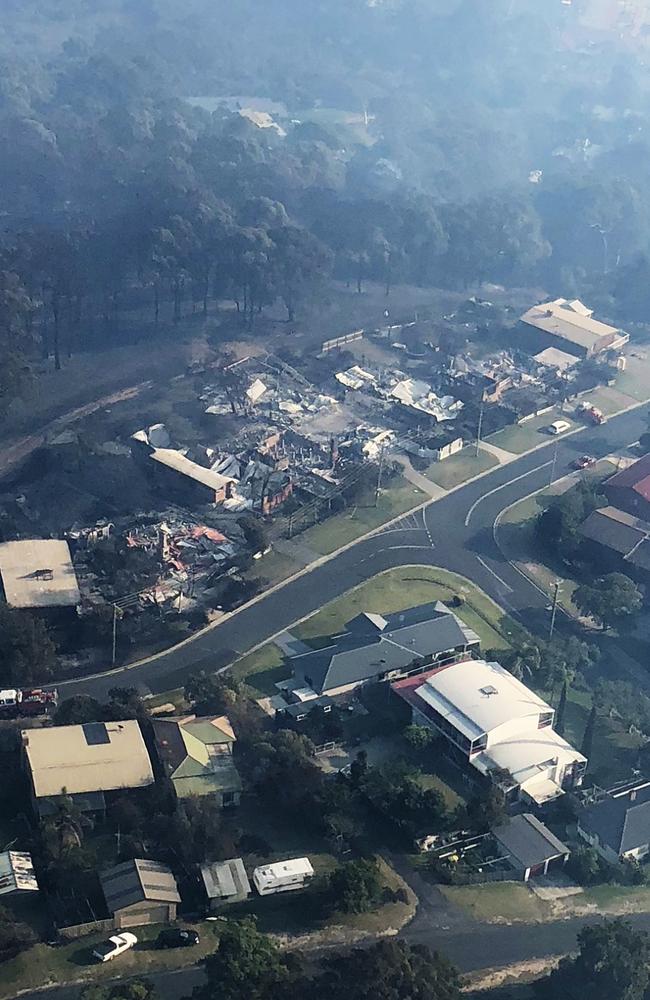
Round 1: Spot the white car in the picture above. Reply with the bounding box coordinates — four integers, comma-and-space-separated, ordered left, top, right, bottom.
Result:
548, 420, 571, 435
92, 932, 138, 962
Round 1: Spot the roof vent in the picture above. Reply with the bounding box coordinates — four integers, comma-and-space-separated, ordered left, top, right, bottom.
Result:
479, 685, 498, 697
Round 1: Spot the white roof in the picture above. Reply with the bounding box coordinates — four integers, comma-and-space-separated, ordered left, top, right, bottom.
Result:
253, 857, 313, 888
0, 539, 80, 609
246, 379, 267, 404
472, 725, 586, 790
335, 366, 376, 390
150, 449, 235, 492
23, 720, 154, 798
415, 660, 552, 741
534, 347, 580, 371
0, 852, 38, 895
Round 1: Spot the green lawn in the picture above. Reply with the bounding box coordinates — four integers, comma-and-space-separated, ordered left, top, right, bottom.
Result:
293, 566, 517, 651
416, 770, 464, 811
440, 883, 551, 924
223, 566, 516, 701
426, 449, 498, 490
488, 410, 575, 455
0, 923, 221, 1000
299, 479, 425, 555
230, 643, 291, 696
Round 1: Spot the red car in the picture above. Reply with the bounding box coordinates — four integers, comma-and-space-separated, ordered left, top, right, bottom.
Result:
573, 455, 596, 470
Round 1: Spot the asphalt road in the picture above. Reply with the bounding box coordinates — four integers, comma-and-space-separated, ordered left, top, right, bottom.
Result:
21, 909, 650, 1000
56, 403, 648, 702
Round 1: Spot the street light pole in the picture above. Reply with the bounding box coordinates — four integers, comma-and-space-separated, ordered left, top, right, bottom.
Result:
549, 580, 561, 640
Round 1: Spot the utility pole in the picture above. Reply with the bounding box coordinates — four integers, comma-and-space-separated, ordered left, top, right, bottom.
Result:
549, 580, 561, 640
375, 443, 386, 507
475, 401, 485, 458
112, 603, 118, 667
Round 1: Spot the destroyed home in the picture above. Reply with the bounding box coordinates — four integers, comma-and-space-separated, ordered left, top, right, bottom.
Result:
287, 602, 480, 699
22, 720, 154, 817
0, 851, 39, 897
151, 714, 242, 807
393, 658, 587, 806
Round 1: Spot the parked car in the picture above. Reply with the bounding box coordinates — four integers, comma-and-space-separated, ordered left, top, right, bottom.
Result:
156, 928, 200, 949
92, 932, 138, 962
573, 455, 596, 470
547, 420, 571, 435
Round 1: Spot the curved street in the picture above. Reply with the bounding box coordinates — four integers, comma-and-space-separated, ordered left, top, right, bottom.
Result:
57, 403, 648, 701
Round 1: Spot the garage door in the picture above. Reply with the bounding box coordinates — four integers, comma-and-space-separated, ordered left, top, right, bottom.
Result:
119, 906, 169, 928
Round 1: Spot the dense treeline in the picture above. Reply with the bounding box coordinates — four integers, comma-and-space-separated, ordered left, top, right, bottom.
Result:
2, 0, 650, 413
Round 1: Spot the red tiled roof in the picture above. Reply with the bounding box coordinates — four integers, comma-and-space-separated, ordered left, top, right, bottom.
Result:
608, 454, 650, 501
391, 663, 457, 714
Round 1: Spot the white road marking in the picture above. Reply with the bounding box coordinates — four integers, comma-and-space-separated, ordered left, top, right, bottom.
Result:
464, 461, 554, 526
475, 555, 514, 593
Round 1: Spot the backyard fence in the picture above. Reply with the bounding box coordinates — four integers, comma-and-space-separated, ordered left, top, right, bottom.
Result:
57, 917, 114, 940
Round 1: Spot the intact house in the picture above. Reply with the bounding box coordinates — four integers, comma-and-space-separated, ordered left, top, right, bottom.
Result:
579, 505, 650, 577
492, 813, 570, 882
0, 538, 80, 624
22, 720, 154, 818
393, 658, 586, 806
604, 453, 650, 523
520, 298, 628, 359
100, 858, 180, 929
287, 602, 480, 700
151, 715, 242, 808
578, 780, 650, 864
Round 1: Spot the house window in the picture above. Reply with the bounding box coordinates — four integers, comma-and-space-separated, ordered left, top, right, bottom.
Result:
538, 712, 553, 729
222, 791, 237, 808
470, 733, 488, 754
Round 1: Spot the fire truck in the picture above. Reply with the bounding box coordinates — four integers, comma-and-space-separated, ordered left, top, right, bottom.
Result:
0, 688, 58, 718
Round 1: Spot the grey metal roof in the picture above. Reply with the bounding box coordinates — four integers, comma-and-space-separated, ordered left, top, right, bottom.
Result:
291, 602, 479, 695
201, 858, 251, 900
493, 813, 569, 870
280, 696, 335, 719
580, 784, 650, 856
100, 858, 180, 913
579, 506, 650, 556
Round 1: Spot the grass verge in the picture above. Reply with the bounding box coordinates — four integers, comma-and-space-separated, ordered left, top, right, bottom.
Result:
439, 883, 551, 924
425, 449, 498, 490
294, 565, 518, 651
487, 410, 575, 456
299, 479, 425, 556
